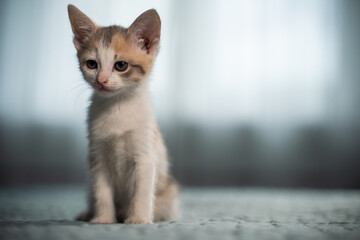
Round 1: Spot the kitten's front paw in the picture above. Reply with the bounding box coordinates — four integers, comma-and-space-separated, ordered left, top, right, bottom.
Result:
124, 215, 153, 224
90, 216, 117, 224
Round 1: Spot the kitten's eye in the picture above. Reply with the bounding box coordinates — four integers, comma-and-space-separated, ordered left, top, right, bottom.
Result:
86, 60, 98, 69
114, 61, 128, 72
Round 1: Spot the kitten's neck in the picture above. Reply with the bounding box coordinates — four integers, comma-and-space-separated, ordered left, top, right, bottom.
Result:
88, 81, 154, 129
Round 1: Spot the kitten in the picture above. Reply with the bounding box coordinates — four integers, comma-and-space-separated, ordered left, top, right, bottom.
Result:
67, 4, 178, 224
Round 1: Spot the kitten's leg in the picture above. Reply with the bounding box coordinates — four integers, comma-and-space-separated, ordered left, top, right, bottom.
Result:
89, 167, 117, 224
154, 178, 179, 222
125, 159, 155, 224
125, 135, 156, 224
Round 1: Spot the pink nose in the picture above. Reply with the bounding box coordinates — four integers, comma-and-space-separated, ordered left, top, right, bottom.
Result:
97, 74, 109, 86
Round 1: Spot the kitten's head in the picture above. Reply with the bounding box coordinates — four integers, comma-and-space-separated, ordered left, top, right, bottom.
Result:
68, 5, 161, 98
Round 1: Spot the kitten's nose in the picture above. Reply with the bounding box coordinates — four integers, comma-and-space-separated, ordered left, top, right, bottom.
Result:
97, 74, 109, 86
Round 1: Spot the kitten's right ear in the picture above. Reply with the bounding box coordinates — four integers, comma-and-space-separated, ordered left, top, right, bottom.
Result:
68, 4, 97, 50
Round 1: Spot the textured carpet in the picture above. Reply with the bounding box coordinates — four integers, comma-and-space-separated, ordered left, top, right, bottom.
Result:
0, 186, 359, 240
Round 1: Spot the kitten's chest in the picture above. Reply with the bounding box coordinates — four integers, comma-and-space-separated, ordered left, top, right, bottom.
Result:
100, 133, 135, 179
89, 98, 147, 140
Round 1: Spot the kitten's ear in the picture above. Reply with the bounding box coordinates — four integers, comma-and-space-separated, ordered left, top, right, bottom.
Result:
128, 9, 161, 54
68, 4, 97, 50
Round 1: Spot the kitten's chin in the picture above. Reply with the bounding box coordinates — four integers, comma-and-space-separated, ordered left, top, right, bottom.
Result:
94, 87, 119, 98
93, 84, 139, 99
95, 87, 135, 99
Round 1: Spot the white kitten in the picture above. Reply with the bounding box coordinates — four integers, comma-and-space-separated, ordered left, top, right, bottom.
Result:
68, 4, 179, 224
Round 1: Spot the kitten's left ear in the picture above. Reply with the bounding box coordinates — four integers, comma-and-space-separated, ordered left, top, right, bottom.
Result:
128, 9, 161, 54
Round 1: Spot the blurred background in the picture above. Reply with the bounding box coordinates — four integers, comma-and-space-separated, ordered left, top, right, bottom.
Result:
0, 0, 359, 188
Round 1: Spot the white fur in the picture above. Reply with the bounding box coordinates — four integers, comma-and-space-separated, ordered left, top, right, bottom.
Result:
87, 88, 159, 224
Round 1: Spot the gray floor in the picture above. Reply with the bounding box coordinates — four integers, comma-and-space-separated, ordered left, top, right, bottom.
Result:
0, 186, 359, 240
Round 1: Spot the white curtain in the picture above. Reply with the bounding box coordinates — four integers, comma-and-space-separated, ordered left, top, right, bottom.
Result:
165, 0, 342, 130
0, 0, 344, 131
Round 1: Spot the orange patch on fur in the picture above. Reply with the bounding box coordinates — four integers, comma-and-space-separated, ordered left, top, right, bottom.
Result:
110, 34, 155, 77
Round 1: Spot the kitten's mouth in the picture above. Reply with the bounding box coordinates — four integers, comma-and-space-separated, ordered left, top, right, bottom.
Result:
98, 86, 112, 92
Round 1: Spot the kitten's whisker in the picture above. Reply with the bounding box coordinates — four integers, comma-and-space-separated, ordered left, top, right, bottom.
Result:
69, 81, 89, 92
64, 80, 92, 106
74, 85, 91, 103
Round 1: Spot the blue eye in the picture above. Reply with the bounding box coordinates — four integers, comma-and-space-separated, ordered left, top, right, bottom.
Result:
114, 61, 128, 72
86, 60, 97, 69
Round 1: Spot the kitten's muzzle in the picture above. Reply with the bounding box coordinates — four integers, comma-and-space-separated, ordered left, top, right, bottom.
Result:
96, 72, 110, 87
96, 76, 111, 92
97, 78, 108, 87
